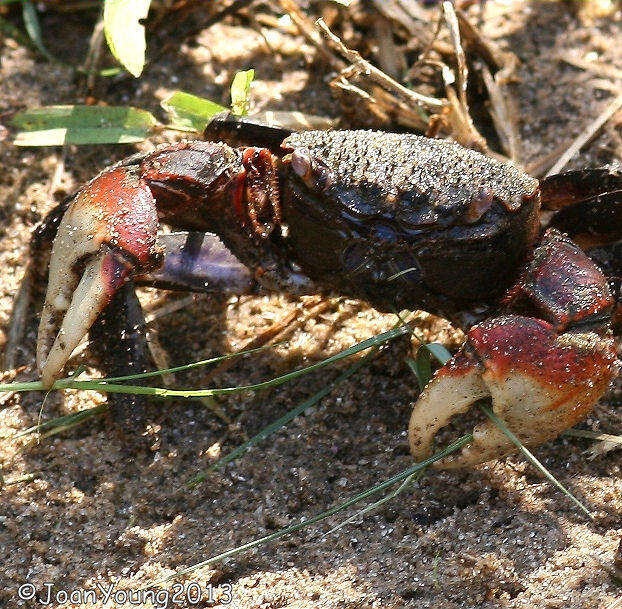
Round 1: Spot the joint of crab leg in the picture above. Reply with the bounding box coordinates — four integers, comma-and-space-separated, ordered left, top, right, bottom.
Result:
36, 166, 159, 387
408, 315, 617, 468
241, 148, 281, 238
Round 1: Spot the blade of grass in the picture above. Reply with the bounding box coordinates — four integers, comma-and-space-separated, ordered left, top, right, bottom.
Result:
11, 404, 107, 439
0, 326, 411, 397
406, 341, 452, 392
155, 434, 473, 585
563, 429, 622, 445
188, 350, 375, 487
22, 0, 56, 63
478, 404, 592, 518
322, 469, 426, 537
95, 340, 286, 383
161, 90, 227, 133
12, 105, 157, 146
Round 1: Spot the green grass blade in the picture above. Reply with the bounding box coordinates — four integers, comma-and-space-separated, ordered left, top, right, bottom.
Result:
22, 0, 56, 63
478, 404, 592, 518
425, 342, 452, 365
323, 469, 426, 537
11, 405, 107, 439
161, 91, 227, 133
155, 434, 473, 585
12, 105, 157, 145
188, 352, 374, 487
0, 326, 410, 397
100, 341, 285, 383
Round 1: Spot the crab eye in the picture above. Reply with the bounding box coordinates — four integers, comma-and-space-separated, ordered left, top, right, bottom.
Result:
291, 149, 313, 180
464, 188, 494, 224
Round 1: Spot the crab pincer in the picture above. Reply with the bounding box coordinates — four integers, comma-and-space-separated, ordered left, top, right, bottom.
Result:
409, 230, 619, 467
37, 166, 160, 387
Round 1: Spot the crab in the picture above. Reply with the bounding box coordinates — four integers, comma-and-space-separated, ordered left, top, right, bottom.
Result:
28, 125, 620, 468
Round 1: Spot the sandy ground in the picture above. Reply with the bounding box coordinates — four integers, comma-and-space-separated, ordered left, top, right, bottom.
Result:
0, 1, 621, 608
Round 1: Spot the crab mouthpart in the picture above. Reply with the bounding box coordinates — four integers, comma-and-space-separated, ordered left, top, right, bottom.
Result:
408, 316, 617, 468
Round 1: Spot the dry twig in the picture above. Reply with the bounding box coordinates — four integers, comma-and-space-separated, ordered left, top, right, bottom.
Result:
546, 91, 622, 176
316, 18, 445, 112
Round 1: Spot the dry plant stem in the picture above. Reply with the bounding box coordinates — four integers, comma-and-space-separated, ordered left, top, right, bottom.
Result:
3, 262, 34, 371
481, 63, 521, 162
558, 52, 622, 83
279, 0, 344, 70
440, 2, 487, 152
315, 18, 446, 111
443, 2, 468, 110
370, 0, 431, 42
372, 0, 452, 58
546, 91, 622, 177
82, 16, 105, 93
452, 7, 521, 160
455, 8, 505, 73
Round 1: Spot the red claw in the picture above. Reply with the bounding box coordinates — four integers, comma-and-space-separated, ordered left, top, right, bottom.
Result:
409, 229, 618, 468
409, 315, 617, 468
37, 167, 160, 387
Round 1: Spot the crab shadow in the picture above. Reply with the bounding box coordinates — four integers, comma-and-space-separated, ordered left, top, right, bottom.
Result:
4, 284, 620, 608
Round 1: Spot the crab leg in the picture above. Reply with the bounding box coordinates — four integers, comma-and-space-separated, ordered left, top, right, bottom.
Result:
409, 229, 619, 468
541, 167, 621, 333
36, 141, 281, 387
89, 280, 152, 433
137, 232, 254, 294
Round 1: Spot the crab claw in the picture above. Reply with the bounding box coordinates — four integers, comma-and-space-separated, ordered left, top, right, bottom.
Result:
37, 167, 159, 387
409, 316, 618, 468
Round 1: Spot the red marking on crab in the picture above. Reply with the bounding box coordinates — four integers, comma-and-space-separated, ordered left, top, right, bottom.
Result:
434, 352, 480, 377
76, 168, 159, 268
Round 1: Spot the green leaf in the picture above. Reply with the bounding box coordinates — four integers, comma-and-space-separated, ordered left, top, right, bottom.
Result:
103, 0, 151, 77
230, 69, 254, 116
425, 342, 452, 365
407, 343, 452, 392
12, 105, 157, 146
161, 91, 227, 133
407, 349, 431, 393
22, 0, 55, 63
